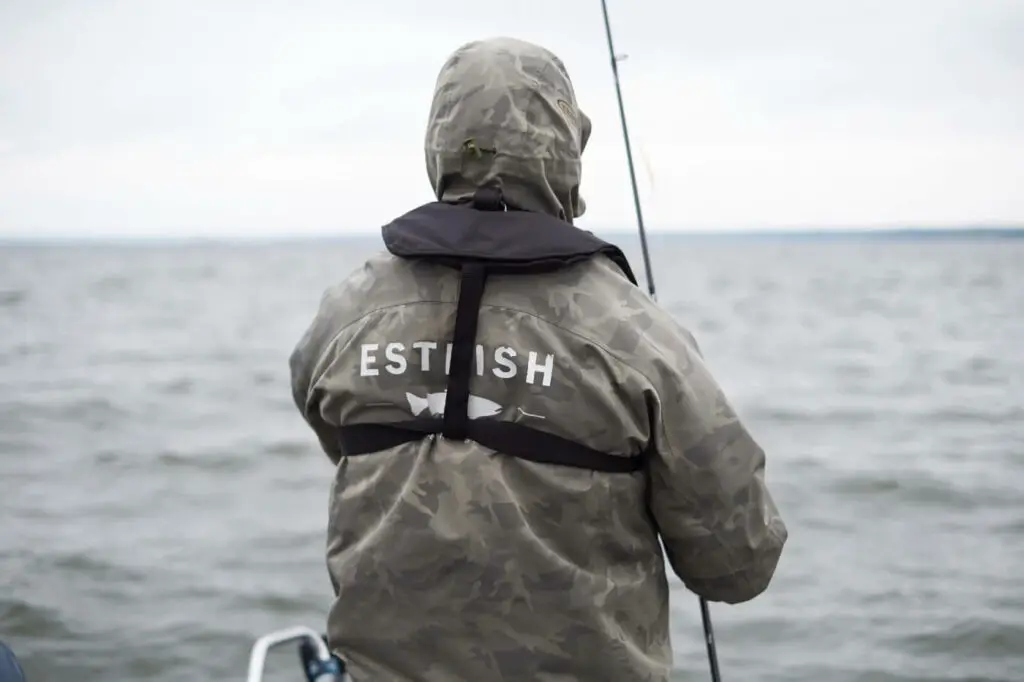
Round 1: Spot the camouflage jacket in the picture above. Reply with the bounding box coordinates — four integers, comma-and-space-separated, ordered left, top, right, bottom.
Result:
289, 36, 787, 682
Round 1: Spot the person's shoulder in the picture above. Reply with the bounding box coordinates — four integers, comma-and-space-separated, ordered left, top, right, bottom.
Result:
320, 248, 452, 308
572, 256, 700, 361
321, 249, 396, 301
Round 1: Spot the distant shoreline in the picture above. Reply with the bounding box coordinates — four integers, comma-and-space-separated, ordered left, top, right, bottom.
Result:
2, 226, 1023, 246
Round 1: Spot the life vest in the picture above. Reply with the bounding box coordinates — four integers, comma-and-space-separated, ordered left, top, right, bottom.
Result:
337, 187, 647, 474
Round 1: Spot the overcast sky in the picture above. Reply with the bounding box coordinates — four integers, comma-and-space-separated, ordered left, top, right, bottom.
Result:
1, 0, 1022, 238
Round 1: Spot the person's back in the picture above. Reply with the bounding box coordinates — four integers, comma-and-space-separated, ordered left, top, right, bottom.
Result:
290, 36, 787, 682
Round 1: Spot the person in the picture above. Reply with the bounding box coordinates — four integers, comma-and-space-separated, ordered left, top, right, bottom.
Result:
289, 36, 787, 682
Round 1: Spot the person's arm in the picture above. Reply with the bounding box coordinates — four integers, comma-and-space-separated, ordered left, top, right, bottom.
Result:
645, 326, 787, 604
288, 286, 348, 465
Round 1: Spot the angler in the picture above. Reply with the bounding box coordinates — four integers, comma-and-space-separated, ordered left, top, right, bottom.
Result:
288, 35, 788, 682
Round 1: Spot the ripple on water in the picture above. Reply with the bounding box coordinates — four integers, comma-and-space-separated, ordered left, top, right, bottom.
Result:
159, 377, 195, 395
0, 289, 27, 307
828, 470, 1016, 512
766, 666, 1015, 682
155, 448, 253, 474
90, 275, 132, 294
746, 405, 881, 425
262, 438, 317, 458
897, 618, 1024, 660
91, 446, 253, 476
923, 405, 1024, 426
0, 597, 74, 640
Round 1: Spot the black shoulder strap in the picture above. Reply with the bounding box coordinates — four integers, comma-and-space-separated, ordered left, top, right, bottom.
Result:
443, 260, 486, 440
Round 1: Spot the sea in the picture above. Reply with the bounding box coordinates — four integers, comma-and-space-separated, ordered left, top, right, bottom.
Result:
1, 232, 1022, 682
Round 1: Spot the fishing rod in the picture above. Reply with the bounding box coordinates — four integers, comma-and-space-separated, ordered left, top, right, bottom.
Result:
598, 0, 656, 299
597, 2, 723, 681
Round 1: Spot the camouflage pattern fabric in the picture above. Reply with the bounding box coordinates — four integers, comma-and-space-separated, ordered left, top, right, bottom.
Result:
290, 36, 787, 682
425, 36, 591, 222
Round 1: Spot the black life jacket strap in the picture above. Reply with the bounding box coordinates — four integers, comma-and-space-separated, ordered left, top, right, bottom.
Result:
338, 419, 643, 474
442, 262, 487, 441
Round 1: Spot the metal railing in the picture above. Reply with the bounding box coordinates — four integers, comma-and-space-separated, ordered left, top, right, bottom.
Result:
246, 625, 349, 682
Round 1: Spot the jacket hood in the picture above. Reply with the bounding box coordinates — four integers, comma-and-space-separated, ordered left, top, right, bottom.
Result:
424, 37, 592, 223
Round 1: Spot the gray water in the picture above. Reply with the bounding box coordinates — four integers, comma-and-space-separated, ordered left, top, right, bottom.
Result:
1, 236, 1022, 682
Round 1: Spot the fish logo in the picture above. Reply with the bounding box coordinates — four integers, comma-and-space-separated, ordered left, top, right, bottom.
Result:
404, 391, 545, 421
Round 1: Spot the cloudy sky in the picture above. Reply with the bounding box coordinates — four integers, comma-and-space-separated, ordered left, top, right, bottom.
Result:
1, 0, 1021, 238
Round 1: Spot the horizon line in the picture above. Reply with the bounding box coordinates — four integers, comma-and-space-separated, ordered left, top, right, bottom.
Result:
1, 224, 1023, 246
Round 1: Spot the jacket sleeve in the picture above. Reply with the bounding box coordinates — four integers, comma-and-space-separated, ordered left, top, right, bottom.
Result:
645, 326, 788, 604
288, 287, 347, 465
